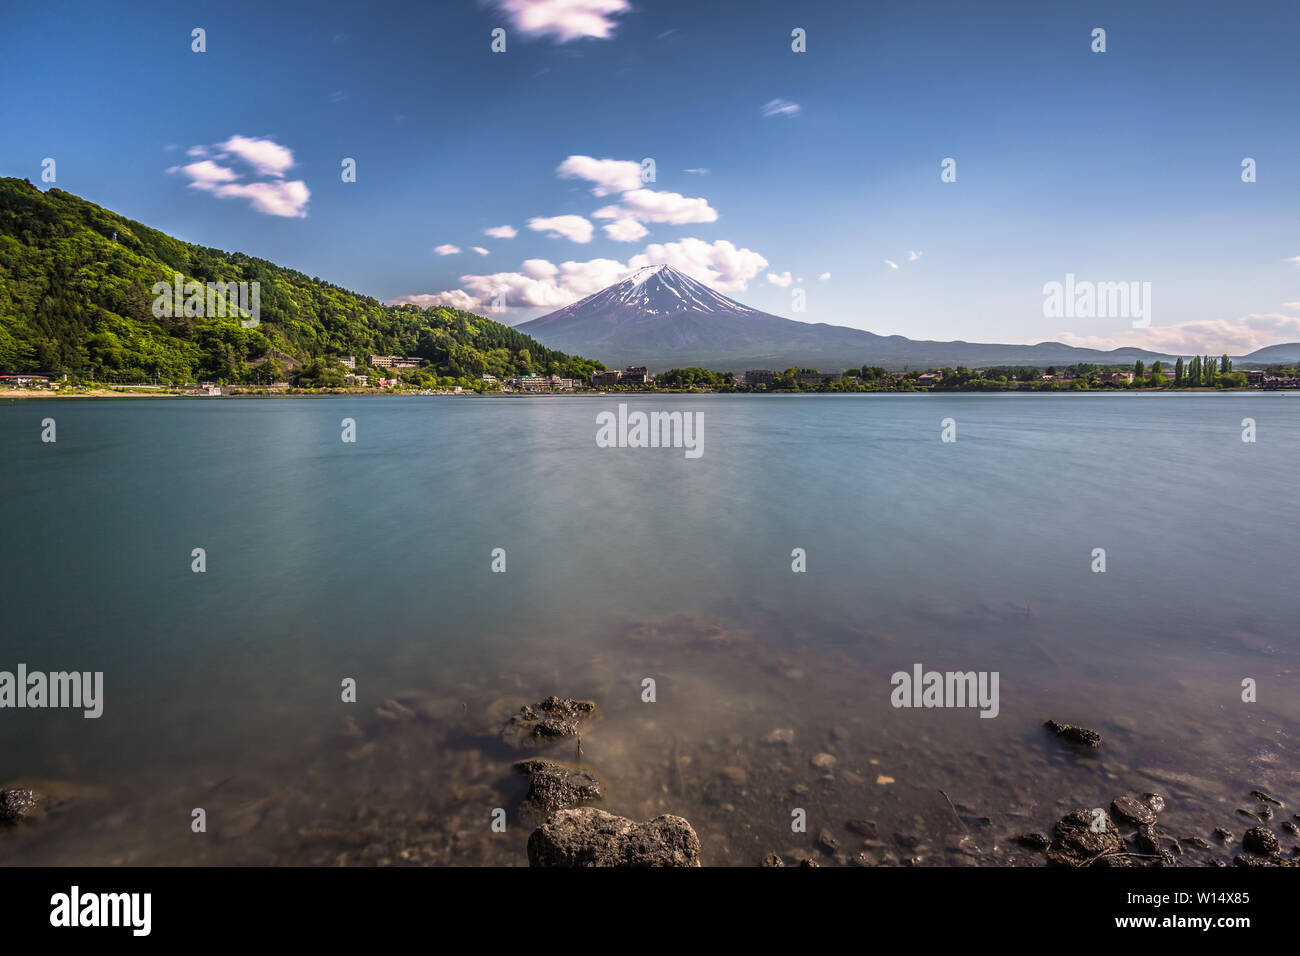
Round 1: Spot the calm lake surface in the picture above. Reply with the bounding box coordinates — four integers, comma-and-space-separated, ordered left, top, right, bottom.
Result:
1, 393, 1297, 865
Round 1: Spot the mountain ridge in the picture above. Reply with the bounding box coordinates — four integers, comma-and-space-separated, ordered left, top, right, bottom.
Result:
517, 263, 1295, 372
0, 177, 602, 384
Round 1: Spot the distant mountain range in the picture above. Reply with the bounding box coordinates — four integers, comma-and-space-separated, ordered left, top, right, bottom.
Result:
517, 264, 1298, 371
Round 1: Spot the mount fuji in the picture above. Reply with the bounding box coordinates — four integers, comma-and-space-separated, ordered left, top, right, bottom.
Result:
514, 264, 1194, 371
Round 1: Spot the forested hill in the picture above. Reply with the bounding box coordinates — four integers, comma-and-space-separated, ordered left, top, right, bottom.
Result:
0, 177, 603, 385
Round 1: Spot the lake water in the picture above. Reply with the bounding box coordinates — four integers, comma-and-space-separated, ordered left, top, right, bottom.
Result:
1, 393, 1297, 865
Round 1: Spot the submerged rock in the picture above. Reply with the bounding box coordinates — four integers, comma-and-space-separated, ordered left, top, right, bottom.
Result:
527, 808, 701, 867
1014, 832, 1051, 851
1044, 720, 1101, 748
1046, 809, 1122, 866
846, 819, 878, 838
1111, 796, 1157, 827
0, 788, 44, 824
502, 696, 597, 749
1250, 790, 1284, 807
514, 759, 603, 818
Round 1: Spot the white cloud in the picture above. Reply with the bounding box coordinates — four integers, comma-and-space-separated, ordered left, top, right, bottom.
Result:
557, 155, 643, 196
216, 135, 295, 178
907, 250, 923, 261
884, 259, 899, 270
485, 225, 518, 238
391, 236, 769, 314
434, 244, 461, 256
178, 160, 239, 189
1054, 313, 1300, 355
472, 246, 490, 255
209, 181, 311, 218
172, 136, 309, 217
603, 217, 649, 242
528, 214, 594, 243
761, 98, 801, 118
389, 290, 480, 311
1287, 255, 1300, 265
629, 238, 768, 292
489, 0, 631, 42
1282, 301, 1300, 310
818, 272, 831, 281
683, 168, 710, 175
594, 188, 717, 225
766, 271, 793, 287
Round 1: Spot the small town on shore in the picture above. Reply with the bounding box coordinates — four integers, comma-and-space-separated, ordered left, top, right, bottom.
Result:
3, 352, 1299, 397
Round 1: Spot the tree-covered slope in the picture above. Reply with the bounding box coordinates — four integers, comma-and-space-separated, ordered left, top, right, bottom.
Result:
0, 178, 603, 384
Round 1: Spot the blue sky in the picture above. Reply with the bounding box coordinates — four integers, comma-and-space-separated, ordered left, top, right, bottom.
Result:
2, 0, 1298, 353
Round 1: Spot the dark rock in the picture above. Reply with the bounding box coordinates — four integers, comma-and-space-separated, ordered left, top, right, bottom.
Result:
760, 853, 785, 867
1234, 853, 1280, 867
503, 696, 597, 749
1141, 793, 1166, 814
1213, 828, 1233, 842
1250, 789, 1284, 807
1237, 807, 1266, 822
1135, 824, 1160, 855
894, 832, 923, 849
1014, 832, 1051, 851
1242, 826, 1279, 856
527, 808, 700, 867
1046, 809, 1123, 866
799, 858, 821, 867
1281, 821, 1299, 836
513, 759, 603, 818
0, 788, 43, 824
1111, 796, 1156, 827
1044, 720, 1101, 748
1183, 836, 1212, 849
845, 819, 878, 837
817, 828, 839, 854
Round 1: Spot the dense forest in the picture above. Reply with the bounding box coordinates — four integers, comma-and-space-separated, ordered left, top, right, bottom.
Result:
0, 178, 603, 386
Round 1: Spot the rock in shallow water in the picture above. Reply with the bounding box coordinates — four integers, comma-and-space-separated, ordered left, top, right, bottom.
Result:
502, 696, 597, 749
1044, 720, 1101, 748
1046, 809, 1122, 866
514, 759, 603, 818
1242, 826, 1279, 856
1111, 795, 1157, 827
527, 808, 701, 867
0, 788, 43, 824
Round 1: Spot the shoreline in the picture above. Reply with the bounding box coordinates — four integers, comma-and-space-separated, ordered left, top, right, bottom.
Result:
1, 386, 1286, 401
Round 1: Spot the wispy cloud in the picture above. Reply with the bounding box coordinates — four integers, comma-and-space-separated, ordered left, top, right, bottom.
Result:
884, 259, 899, 270
528, 214, 595, 243
766, 271, 793, 287
594, 188, 717, 225
169, 135, 309, 217
487, 0, 631, 43
557, 155, 643, 195
472, 246, 490, 256
907, 250, 923, 261
485, 225, 517, 238
818, 272, 831, 281
602, 218, 648, 242
761, 98, 801, 118
1055, 313, 1300, 355
434, 244, 461, 256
